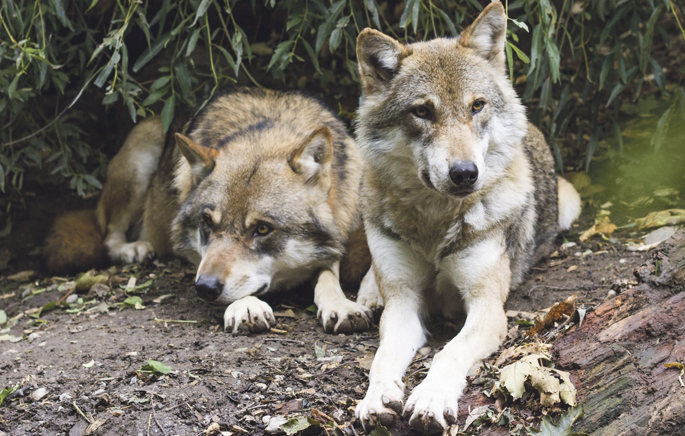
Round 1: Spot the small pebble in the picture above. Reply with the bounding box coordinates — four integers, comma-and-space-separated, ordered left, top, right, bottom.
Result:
30, 387, 47, 401
65, 294, 78, 304
607, 290, 617, 298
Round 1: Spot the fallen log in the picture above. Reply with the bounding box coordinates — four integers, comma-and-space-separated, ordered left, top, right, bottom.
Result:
553, 230, 685, 435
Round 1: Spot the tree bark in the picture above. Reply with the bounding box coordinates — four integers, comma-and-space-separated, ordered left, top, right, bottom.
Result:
553, 230, 685, 436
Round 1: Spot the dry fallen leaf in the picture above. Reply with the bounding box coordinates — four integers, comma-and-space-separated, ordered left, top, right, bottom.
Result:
495, 342, 553, 368
357, 353, 375, 371
567, 265, 578, 272
664, 362, 685, 370
499, 354, 577, 407
7, 270, 36, 282
580, 210, 617, 241
634, 209, 685, 229
528, 294, 578, 336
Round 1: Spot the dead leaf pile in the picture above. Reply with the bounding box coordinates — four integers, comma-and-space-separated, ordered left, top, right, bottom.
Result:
580, 210, 617, 241
634, 209, 685, 229
528, 404, 585, 436
498, 353, 577, 408
528, 294, 578, 336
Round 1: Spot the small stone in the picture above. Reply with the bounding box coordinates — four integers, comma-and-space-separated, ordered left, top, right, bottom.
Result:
607, 290, 617, 298
30, 387, 47, 401
66, 294, 78, 304
418, 346, 431, 356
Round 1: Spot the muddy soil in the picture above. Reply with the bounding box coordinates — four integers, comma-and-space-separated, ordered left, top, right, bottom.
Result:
0, 186, 652, 436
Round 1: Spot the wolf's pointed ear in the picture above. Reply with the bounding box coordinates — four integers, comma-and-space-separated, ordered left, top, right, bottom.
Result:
458, 2, 507, 70
288, 126, 333, 191
175, 133, 219, 178
357, 28, 411, 94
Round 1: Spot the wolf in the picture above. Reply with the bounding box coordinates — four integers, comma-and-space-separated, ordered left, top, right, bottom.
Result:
352, 2, 581, 433
43, 88, 382, 334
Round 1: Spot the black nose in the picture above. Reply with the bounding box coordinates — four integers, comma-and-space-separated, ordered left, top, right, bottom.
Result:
449, 161, 478, 188
195, 275, 223, 301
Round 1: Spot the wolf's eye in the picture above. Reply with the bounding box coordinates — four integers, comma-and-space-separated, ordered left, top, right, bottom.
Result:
471, 100, 485, 113
412, 105, 431, 119
255, 223, 272, 237
201, 212, 213, 228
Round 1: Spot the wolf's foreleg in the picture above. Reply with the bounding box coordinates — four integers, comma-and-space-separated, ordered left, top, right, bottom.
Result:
403, 236, 510, 434
98, 117, 163, 264
314, 262, 373, 333
355, 227, 431, 431
356, 267, 384, 314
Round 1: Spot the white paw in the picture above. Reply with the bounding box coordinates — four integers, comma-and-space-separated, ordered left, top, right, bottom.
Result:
357, 270, 384, 313
355, 379, 405, 431
403, 377, 463, 434
357, 290, 384, 313
118, 241, 154, 264
318, 298, 373, 334
224, 296, 275, 334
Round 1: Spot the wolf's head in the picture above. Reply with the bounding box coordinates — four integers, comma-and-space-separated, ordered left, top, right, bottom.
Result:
356, 2, 527, 197
170, 92, 348, 304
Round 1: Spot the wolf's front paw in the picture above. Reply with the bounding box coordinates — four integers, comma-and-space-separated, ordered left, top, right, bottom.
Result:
119, 241, 155, 264
357, 270, 384, 316
318, 299, 373, 334
403, 377, 462, 434
355, 380, 405, 431
223, 296, 275, 334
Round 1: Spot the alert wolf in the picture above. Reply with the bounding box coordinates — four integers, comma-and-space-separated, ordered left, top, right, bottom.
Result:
44, 88, 382, 334
352, 2, 581, 433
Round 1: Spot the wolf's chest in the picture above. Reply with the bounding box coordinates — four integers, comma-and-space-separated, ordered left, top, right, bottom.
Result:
380, 195, 466, 262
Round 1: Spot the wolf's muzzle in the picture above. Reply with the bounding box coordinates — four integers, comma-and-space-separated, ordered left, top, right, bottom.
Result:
195, 275, 223, 301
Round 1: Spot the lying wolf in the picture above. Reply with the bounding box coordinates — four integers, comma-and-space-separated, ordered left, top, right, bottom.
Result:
44, 88, 381, 334
353, 2, 581, 433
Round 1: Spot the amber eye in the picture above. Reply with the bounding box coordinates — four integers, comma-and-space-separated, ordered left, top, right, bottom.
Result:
412, 105, 431, 119
472, 100, 485, 113
201, 212, 213, 228
255, 223, 272, 236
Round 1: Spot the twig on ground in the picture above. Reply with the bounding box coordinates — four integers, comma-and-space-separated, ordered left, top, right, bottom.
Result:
527, 285, 579, 296
151, 399, 168, 436
154, 318, 197, 323
264, 337, 304, 344
317, 361, 351, 376
58, 287, 77, 304
72, 401, 92, 424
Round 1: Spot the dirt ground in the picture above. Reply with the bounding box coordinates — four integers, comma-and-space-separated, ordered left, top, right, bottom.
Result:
0, 184, 654, 436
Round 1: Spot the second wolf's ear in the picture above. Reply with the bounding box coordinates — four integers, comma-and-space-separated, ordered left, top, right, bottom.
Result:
357, 28, 411, 94
458, 2, 507, 70
288, 126, 333, 191
175, 133, 219, 179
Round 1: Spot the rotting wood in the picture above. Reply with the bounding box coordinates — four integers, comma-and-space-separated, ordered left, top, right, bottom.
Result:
553, 230, 685, 436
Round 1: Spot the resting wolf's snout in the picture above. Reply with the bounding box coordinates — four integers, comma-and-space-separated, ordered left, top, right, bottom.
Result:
195, 275, 223, 301
448, 160, 478, 189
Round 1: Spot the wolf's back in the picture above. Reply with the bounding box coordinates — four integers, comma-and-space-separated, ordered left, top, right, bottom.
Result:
42, 210, 108, 275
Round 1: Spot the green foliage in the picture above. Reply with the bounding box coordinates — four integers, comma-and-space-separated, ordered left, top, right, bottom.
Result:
0, 0, 681, 195
139, 359, 173, 375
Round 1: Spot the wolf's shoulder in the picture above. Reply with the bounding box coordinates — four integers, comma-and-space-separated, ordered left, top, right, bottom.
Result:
520, 122, 554, 169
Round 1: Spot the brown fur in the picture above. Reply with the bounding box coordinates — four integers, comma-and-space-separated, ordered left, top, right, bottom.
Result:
42, 211, 108, 275
43, 87, 379, 334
